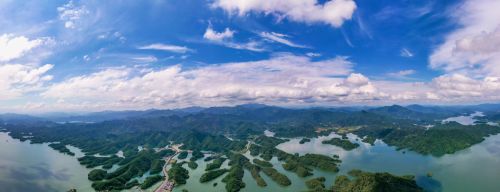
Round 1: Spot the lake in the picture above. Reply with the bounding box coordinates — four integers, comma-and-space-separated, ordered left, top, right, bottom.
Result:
0, 132, 93, 192
172, 132, 500, 192
1, 130, 500, 192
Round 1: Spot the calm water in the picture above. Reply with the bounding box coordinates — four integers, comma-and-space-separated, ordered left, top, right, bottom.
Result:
442, 111, 484, 125
0, 132, 93, 192
1, 130, 500, 192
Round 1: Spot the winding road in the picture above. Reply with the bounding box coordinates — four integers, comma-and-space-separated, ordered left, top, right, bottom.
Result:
154, 145, 181, 192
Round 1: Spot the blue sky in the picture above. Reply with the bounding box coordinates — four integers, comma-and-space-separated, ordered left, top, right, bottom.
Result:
1, 0, 500, 112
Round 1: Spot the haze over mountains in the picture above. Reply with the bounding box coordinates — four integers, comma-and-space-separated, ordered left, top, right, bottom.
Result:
3, 103, 500, 124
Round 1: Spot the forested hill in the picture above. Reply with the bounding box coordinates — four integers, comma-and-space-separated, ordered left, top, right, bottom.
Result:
2, 104, 500, 157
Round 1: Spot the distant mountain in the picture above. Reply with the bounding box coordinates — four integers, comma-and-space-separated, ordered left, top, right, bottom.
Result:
0, 113, 52, 125
406, 104, 500, 116
18, 103, 500, 125
42, 109, 192, 123
368, 105, 447, 121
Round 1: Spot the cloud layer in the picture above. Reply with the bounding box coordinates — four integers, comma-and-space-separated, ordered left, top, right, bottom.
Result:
430, 0, 500, 77
40, 54, 383, 110
212, 0, 357, 28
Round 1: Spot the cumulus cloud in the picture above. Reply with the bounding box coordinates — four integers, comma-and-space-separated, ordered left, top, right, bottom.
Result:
203, 26, 235, 41
203, 26, 265, 52
430, 0, 500, 77
138, 43, 193, 53
431, 74, 500, 100
0, 34, 44, 62
259, 32, 309, 48
0, 64, 53, 100
212, 0, 357, 28
41, 54, 387, 110
57, 0, 90, 29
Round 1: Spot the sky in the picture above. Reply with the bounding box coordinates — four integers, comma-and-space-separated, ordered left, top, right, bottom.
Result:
1, 0, 500, 113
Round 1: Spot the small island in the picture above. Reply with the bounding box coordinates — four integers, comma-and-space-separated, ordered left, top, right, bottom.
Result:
299, 138, 311, 144
332, 170, 423, 192
322, 138, 360, 150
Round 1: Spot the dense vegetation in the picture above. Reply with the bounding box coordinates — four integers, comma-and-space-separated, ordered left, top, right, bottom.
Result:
305, 177, 326, 190
150, 159, 165, 174
48, 143, 75, 156
322, 138, 360, 150
206, 157, 226, 171
332, 170, 423, 192
356, 122, 500, 156
89, 150, 168, 191
362, 136, 376, 145
187, 161, 198, 169
88, 169, 107, 181
168, 163, 190, 185
261, 167, 291, 186
78, 155, 122, 169
3, 104, 500, 191
248, 165, 267, 187
190, 150, 204, 161
177, 151, 188, 159
200, 168, 229, 182
252, 158, 273, 167
254, 135, 288, 147
140, 175, 164, 189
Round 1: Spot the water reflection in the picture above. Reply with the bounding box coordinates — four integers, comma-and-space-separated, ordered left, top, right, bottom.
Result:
277, 132, 500, 192
0, 132, 93, 192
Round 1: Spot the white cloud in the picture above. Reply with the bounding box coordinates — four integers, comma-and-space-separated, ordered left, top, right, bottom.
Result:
0, 34, 44, 62
387, 70, 416, 79
41, 54, 389, 110
430, 74, 500, 100
306, 52, 321, 57
203, 26, 235, 41
132, 56, 158, 63
83, 55, 90, 61
0, 64, 53, 100
400, 48, 414, 57
429, 0, 500, 77
57, 0, 90, 29
138, 43, 192, 53
259, 32, 309, 48
203, 26, 265, 52
212, 0, 357, 28
223, 40, 265, 52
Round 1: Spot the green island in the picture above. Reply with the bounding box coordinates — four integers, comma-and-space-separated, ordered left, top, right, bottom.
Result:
187, 161, 198, 169
190, 150, 204, 161
332, 170, 423, 192
248, 165, 267, 187
362, 136, 376, 145
305, 176, 326, 190
177, 151, 188, 159
48, 143, 75, 156
200, 168, 229, 182
168, 162, 190, 185
206, 157, 226, 171
252, 158, 273, 167
222, 154, 248, 192
261, 167, 291, 186
322, 138, 360, 150
299, 138, 311, 144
